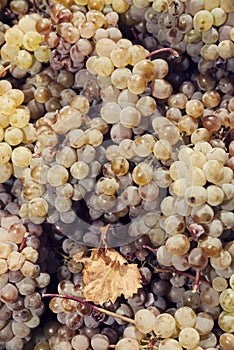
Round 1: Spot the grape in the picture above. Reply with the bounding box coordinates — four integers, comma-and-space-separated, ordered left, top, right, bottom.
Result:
154, 313, 176, 338
134, 309, 156, 333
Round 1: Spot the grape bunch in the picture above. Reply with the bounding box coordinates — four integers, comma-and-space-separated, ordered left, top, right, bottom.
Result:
0, 0, 233, 349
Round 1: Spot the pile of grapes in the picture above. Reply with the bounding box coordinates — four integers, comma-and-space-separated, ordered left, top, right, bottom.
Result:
0, 0, 233, 349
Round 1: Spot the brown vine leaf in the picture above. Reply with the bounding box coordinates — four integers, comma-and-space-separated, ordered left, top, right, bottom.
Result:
73, 248, 142, 305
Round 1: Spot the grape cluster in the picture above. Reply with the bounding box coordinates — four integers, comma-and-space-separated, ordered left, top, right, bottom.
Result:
0, 0, 233, 349
0, 187, 51, 349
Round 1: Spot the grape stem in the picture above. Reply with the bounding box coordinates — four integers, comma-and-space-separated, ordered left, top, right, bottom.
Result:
42, 293, 135, 324
193, 269, 201, 293
153, 267, 211, 288
19, 232, 30, 251
0, 63, 14, 77
131, 27, 140, 43
146, 47, 179, 59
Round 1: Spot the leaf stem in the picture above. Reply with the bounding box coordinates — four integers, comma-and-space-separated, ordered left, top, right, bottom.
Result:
42, 293, 135, 324
146, 47, 179, 59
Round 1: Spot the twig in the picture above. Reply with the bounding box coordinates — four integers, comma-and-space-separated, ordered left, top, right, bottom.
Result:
146, 47, 179, 59
153, 267, 211, 288
42, 293, 135, 324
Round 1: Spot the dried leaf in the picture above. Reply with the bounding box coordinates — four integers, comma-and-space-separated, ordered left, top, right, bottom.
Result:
74, 248, 142, 305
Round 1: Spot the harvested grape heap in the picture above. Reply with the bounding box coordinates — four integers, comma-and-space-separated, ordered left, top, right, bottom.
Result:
0, 0, 233, 349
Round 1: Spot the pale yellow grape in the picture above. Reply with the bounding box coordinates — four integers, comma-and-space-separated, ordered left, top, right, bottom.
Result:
0, 162, 12, 183
55, 197, 72, 213
169, 161, 188, 180
133, 0, 150, 8
185, 186, 208, 207
212, 276, 228, 292
0, 80, 12, 96
128, 45, 148, 66
219, 289, 234, 312
128, 74, 147, 95
230, 274, 234, 289
204, 0, 220, 10
186, 100, 204, 118
211, 7, 227, 26
193, 142, 211, 155
203, 160, 224, 183
218, 311, 234, 333
117, 89, 138, 108
4, 127, 23, 146
70, 161, 89, 180
173, 178, 190, 197
178, 146, 193, 162
175, 307, 196, 329
120, 106, 141, 128
188, 150, 207, 168
206, 147, 227, 164
117, 39, 132, 49
195, 312, 214, 336
152, 0, 168, 13
210, 249, 232, 270
86, 56, 98, 74
134, 309, 156, 333
0, 126, 3, 142
28, 198, 48, 218
18, 15, 37, 32
153, 139, 172, 160
4, 26, 24, 47
95, 38, 117, 57
119, 139, 135, 159
9, 108, 30, 129
7, 251, 25, 270
0, 96, 16, 115
0, 142, 12, 165
116, 338, 139, 350
136, 96, 156, 117
191, 128, 211, 144
0, 43, 19, 61
14, 50, 33, 69
22, 124, 37, 144
165, 234, 190, 255
110, 47, 130, 67
94, 57, 114, 77
11, 146, 32, 167
133, 134, 155, 157
56, 147, 77, 168
101, 102, 121, 123
47, 165, 69, 187
185, 167, 206, 186
159, 339, 182, 350
193, 10, 213, 32
132, 163, 153, 185
111, 68, 132, 89
34, 46, 51, 63
132, 59, 155, 82
123, 325, 144, 342
218, 40, 234, 59
215, 167, 233, 185
179, 327, 200, 348
87, 129, 103, 147
206, 185, 224, 206
112, 0, 130, 13
153, 313, 176, 338
6, 89, 24, 107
